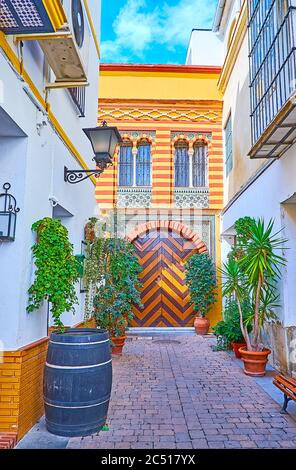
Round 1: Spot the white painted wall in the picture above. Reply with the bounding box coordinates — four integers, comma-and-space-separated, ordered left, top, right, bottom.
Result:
0, 0, 101, 350
186, 30, 223, 66
221, 143, 296, 327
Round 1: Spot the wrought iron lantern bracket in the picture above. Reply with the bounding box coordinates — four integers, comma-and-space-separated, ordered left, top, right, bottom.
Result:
64, 166, 103, 184
64, 165, 110, 184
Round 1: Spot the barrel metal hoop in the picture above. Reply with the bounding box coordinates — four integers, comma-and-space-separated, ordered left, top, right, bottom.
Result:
45, 359, 112, 369
44, 398, 110, 409
49, 339, 110, 346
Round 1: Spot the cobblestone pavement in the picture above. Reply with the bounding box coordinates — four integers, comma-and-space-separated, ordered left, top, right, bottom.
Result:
67, 335, 296, 449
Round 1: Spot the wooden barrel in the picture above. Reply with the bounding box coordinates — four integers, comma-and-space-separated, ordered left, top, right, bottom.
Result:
44, 328, 112, 437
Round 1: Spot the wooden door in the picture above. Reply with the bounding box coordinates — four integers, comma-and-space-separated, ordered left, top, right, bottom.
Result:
132, 229, 198, 327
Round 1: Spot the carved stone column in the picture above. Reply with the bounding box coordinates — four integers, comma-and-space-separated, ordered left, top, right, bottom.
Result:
132, 146, 137, 187
188, 148, 194, 188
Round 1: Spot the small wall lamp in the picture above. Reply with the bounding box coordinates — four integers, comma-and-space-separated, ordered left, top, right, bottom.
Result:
64, 121, 122, 184
0, 183, 20, 241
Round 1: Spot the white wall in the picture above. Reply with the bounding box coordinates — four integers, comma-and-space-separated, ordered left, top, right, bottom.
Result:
221, 142, 296, 327
0, 0, 101, 350
186, 30, 223, 66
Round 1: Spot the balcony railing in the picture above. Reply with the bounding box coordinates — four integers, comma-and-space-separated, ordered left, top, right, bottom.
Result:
68, 86, 86, 117
174, 187, 209, 209
248, 1, 296, 158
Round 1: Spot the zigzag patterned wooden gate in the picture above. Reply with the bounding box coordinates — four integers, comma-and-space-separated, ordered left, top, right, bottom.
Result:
132, 229, 199, 327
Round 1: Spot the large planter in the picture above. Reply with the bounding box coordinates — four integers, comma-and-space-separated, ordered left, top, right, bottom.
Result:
44, 328, 112, 437
111, 335, 127, 355
239, 346, 271, 377
194, 316, 210, 335
231, 341, 246, 359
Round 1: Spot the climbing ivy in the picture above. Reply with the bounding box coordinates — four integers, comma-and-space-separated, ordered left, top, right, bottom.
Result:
83, 219, 106, 319
27, 218, 80, 329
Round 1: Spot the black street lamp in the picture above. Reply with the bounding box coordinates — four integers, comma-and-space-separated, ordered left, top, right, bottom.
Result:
64, 121, 122, 184
0, 183, 20, 241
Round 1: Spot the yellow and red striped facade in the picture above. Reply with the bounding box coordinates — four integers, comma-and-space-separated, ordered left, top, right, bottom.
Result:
96, 64, 224, 328
97, 64, 223, 210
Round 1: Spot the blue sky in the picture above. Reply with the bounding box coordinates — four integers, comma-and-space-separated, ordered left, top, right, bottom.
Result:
101, 0, 217, 64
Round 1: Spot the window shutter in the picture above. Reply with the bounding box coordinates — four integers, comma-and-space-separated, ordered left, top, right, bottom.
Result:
175, 141, 189, 187
118, 143, 133, 186
193, 142, 207, 187
136, 141, 151, 186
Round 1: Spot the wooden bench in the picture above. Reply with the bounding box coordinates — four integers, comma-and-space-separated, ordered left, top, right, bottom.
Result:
273, 374, 296, 413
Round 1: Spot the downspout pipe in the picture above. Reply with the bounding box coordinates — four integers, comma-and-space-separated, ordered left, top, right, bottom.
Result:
212, 0, 226, 32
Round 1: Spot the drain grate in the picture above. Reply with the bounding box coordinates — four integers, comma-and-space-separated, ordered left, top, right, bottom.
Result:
152, 339, 181, 345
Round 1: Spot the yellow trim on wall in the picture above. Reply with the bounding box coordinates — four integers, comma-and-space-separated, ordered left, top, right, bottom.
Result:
0, 32, 96, 185
83, 0, 101, 59
217, 0, 248, 94
42, 0, 67, 31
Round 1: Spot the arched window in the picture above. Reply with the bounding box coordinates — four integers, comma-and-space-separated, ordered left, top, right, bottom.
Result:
174, 140, 189, 187
193, 141, 208, 187
136, 139, 151, 186
118, 140, 133, 186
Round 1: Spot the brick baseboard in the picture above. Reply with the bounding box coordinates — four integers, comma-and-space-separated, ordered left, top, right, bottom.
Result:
0, 317, 97, 442
0, 432, 17, 449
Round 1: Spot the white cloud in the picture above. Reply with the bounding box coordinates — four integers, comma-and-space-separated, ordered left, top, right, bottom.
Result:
101, 0, 217, 63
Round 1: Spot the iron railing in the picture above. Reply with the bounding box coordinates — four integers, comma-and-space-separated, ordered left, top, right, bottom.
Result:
68, 86, 86, 117
248, 1, 296, 145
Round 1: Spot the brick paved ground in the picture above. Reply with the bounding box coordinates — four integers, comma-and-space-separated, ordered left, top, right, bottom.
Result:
67, 335, 296, 449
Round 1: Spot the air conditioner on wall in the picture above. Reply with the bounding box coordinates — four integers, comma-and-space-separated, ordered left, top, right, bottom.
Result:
39, 0, 91, 86
63, 0, 91, 73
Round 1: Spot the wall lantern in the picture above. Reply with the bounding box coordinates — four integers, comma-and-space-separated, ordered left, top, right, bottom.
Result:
0, 183, 20, 241
64, 121, 122, 184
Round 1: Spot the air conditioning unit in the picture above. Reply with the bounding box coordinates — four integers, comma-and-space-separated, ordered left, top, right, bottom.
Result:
38, 0, 91, 85
63, 0, 91, 74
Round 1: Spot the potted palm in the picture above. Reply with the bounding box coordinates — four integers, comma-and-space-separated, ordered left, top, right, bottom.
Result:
222, 218, 286, 376
185, 253, 217, 335
93, 238, 142, 355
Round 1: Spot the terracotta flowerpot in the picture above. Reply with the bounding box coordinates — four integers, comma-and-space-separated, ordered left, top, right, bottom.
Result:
194, 316, 210, 335
239, 346, 271, 377
231, 341, 246, 359
111, 335, 127, 355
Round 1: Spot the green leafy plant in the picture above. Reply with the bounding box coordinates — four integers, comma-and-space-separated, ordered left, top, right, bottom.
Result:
83, 218, 106, 318
213, 299, 252, 346
228, 216, 256, 261
185, 253, 217, 318
221, 218, 287, 351
93, 238, 142, 337
27, 218, 80, 329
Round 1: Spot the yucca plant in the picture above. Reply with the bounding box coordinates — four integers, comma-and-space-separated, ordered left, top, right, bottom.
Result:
222, 218, 287, 352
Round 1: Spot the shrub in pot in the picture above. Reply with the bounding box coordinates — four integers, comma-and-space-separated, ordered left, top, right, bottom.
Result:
213, 299, 252, 358
211, 320, 231, 351
93, 238, 142, 355
222, 217, 286, 376
185, 253, 217, 335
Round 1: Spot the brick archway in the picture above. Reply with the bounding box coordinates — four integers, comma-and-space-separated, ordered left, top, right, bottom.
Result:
128, 220, 208, 253
129, 221, 207, 327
